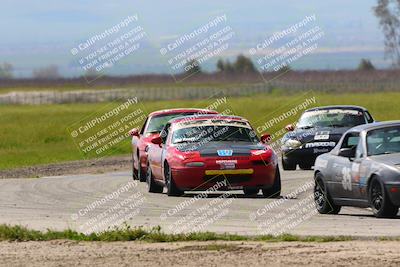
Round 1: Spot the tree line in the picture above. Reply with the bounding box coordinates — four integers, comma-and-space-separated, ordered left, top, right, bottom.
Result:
0, 55, 379, 79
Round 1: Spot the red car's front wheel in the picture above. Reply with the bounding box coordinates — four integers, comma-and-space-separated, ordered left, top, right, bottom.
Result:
164, 163, 183, 197
243, 188, 259, 196
137, 153, 147, 182
262, 166, 281, 198
146, 162, 163, 193
131, 152, 138, 180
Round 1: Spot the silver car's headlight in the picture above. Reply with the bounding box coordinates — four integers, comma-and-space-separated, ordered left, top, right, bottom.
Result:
284, 139, 302, 149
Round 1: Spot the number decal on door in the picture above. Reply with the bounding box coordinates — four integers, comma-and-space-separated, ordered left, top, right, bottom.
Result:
341, 167, 352, 191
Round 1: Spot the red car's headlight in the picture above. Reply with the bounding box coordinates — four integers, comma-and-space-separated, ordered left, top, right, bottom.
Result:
251, 149, 270, 156
251, 149, 274, 165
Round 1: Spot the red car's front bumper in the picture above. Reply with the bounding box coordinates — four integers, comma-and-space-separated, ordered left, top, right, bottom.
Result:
171, 157, 277, 190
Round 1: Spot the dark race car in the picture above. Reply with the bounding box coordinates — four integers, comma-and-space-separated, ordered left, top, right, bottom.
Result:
129, 108, 218, 181
314, 121, 400, 218
281, 105, 374, 170
145, 114, 281, 197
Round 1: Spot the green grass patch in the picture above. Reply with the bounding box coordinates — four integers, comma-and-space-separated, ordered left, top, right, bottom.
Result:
0, 224, 357, 242
1, 92, 399, 170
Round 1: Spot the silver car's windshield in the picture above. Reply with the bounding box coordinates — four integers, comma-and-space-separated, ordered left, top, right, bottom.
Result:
367, 126, 400, 156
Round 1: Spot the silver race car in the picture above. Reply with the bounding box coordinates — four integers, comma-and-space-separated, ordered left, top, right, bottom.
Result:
314, 121, 400, 218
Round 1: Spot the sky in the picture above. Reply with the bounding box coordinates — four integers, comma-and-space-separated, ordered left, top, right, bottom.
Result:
0, 0, 389, 77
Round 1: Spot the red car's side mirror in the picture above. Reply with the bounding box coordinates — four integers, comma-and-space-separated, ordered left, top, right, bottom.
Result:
151, 135, 163, 145
129, 128, 139, 137
260, 133, 271, 144
285, 124, 295, 132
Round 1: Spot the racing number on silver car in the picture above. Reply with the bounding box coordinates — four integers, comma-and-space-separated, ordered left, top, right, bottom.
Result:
341, 167, 352, 191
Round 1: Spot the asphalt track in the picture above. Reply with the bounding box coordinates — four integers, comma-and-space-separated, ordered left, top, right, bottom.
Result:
0, 167, 399, 237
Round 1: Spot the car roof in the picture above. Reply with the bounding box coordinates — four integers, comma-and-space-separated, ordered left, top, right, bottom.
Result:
348, 121, 400, 132
305, 105, 368, 112
169, 114, 248, 124
149, 108, 218, 117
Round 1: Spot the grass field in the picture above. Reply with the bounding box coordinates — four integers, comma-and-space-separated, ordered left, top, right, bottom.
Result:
1, 91, 399, 170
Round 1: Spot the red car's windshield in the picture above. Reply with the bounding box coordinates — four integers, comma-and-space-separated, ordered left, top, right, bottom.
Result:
145, 113, 198, 134
172, 125, 259, 144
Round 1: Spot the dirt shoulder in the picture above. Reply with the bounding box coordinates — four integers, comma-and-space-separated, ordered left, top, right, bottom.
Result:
1, 240, 400, 266
0, 155, 131, 179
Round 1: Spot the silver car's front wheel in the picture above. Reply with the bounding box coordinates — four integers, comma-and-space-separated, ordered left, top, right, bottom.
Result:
314, 173, 341, 214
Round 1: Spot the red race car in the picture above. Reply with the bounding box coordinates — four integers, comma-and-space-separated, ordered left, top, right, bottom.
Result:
145, 114, 281, 197
129, 108, 218, 181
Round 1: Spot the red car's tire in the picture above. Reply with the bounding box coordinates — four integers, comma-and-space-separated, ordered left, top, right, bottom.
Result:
137, 153, 147, 182
243, 188, 259, 196
131, 153, 139, 180
165, 163, 183, 197
262, 166, 281, 198
146, 163, 163, 193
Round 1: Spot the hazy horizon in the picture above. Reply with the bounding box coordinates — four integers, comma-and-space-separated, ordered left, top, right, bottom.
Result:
0, 0, 389, 77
